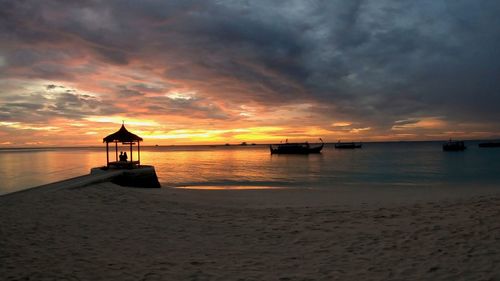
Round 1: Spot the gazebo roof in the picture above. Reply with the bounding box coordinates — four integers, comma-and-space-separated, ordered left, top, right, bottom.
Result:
103, 124, 143, 143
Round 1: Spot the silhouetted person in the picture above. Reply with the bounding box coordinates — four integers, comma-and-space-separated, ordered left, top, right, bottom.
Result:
119, 151, 124, 161
123, 152, 128, 162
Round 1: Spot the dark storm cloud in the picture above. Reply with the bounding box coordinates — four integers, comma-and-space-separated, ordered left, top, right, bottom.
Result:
1, 0, 500, 131
47, 92, 117, 118
130, 83, 167, 94
117, 88, 143, 98
146, 96, 230, 120
0, 87, 121, 123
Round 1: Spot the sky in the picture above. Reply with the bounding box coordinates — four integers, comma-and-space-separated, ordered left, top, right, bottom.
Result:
1, 0, 500, 146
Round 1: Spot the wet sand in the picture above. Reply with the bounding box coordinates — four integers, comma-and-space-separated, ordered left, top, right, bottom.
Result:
2, 181, 500, 280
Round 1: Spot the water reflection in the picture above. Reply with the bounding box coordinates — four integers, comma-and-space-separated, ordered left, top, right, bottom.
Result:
141, 146, 303, 187
1, 142, 500, 195
0, 149, 103, 194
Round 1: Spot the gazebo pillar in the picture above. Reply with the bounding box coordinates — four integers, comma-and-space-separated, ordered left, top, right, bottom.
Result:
130, 142, 133, 162
115, 141, 118, 162
106, 142, 109, 167
138, 141, 140, 165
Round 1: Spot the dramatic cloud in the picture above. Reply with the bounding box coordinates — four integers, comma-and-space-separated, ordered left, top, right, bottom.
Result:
1, 0, 499, 145
0, 85, 121, 122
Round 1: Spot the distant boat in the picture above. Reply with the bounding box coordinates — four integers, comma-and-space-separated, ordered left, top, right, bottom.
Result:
443, 140, 466, 151
270, 139, 324, 154
478, 142, 500, 148
334, 141, 362, 149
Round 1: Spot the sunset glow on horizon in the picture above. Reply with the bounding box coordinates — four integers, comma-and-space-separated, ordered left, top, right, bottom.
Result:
1, 1, 500, 147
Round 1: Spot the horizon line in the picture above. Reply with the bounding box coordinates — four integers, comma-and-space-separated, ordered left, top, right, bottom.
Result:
1, 137, 499, 150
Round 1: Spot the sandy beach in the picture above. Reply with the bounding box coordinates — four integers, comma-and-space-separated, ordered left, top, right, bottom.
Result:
2, 181, 500, 281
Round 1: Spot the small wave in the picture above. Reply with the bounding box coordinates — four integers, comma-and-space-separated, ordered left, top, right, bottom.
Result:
174, 185, 286, 190
167, 179, 296, 189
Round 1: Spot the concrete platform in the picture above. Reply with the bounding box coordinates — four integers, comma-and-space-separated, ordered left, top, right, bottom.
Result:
90, 165, 161, 188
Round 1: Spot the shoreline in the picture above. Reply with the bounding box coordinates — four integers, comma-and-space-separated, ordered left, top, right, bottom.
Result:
166, 182, 500, 208
2, 178, 500, 280
4, 174, 500, 207
0, 170, 500, 200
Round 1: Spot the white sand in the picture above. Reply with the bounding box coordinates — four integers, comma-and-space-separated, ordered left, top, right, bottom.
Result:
2, 181, 500, 280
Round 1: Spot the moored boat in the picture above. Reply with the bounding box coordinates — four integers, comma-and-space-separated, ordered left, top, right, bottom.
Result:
443, 140, 466, 151
478, 142, 500, 148
270, 139, 324, 154
334, 141, 362, 149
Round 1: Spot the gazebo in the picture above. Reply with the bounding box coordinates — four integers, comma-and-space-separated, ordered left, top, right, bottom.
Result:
103, 123, 143, 168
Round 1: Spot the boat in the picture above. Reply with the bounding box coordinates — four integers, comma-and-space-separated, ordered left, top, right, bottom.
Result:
478, 142, 500, 148
270, 139, 324, 154
334, 141, 362, 149
443, 140, 466, 151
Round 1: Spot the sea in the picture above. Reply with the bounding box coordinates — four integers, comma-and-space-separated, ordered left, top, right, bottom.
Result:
1, 141, 500, 195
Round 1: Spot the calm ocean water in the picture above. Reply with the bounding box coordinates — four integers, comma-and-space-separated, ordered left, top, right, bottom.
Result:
1, 141, 500, 195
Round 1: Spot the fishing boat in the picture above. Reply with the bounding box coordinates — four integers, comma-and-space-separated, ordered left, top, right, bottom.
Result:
270, 139, 324, 154
443, 140, 466, 151
334, 141, 362, 149
478, 142, 500, 148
